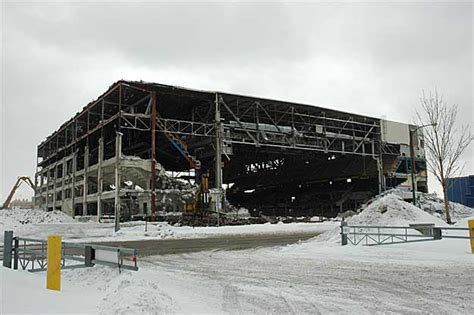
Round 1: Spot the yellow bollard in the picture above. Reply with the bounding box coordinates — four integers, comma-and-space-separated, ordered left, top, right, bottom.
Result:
469, 220, 474, 254
46, 235, 62, 291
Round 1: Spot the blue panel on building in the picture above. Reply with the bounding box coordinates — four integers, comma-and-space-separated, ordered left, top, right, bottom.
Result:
447, 175, 474, 208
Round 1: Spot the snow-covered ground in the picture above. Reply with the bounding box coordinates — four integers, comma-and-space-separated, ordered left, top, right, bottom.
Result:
2, 228, 473, 314
1, 192, 473, 314
0, 209, 335, 245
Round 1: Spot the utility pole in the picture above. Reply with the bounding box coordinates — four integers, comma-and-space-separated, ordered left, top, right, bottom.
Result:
214, 93, 223, 226
114, 132, 123, 232
409, 128, 417, 205
150, 92, 157, 221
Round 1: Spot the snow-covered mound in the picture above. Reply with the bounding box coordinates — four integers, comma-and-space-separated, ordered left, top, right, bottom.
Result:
317, 194, 447, 243
0, 209, 76, 233
348, 194, 447, 227
417, 193, 474, 222
372, 188, 474, 222
114, 222, 176, 239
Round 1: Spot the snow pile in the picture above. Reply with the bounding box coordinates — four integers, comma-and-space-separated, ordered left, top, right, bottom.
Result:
114, 222, 176, 239
348, 194, 447, 227
317, 194, 447, 243
418, 193, 474, 222
0, 209, 79, 243
0, 209, 76, 232
98, 270, 175, 314
237, 207, 251, 219
223, 206, 252, 220
372, 188, 474, 222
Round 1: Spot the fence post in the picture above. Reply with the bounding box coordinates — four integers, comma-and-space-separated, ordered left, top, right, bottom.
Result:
3, 231, 13, 268
13, 237, 19, 270
433, 227, 442, 240
341, 221, 348, 246
85, 246, 94, 267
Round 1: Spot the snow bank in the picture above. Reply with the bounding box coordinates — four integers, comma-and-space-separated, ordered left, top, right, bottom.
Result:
0, 207, 336, 244
0, 209, 75, 225
417, 193, 474, 222
114, 222, 176, 239
348, 194, 447, 227
373, 188, 474, 222
0, 209, 76, 235
317, 194, 447, 243
237, 207, 251, 219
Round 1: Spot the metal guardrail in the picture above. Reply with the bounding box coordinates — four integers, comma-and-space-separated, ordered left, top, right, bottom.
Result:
340, 222, 474, 246
3, 231, 138, 272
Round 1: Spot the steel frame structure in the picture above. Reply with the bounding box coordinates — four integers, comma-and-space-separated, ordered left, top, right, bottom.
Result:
34, 80, 421, 219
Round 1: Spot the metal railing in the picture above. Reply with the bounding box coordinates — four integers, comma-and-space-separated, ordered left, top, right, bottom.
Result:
3, 231, 138, 272
340, 222, 474, 246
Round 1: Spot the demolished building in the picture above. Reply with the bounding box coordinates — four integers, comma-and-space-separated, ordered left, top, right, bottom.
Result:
34, 80, 428, 219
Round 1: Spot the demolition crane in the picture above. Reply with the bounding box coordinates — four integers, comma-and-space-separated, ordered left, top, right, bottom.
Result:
1, 176, 35, 210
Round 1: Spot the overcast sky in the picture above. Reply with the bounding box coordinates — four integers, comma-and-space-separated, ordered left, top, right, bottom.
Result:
1, 0, 472, 200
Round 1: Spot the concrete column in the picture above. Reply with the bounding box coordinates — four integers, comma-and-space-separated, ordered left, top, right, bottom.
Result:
71, 150, 77, 217
114, 132, 122, 232
45, 170, 49, 211
52, 163, 57, 210
61, 158, 66, 210
97, 138, 103, 221
82, 146, 89, 216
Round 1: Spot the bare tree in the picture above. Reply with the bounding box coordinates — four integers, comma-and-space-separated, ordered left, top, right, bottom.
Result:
416, 90, 472, 223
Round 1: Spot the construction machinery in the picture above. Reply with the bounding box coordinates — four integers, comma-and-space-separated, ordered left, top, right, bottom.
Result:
184, 172, 210, 216
1, 176, 36, 209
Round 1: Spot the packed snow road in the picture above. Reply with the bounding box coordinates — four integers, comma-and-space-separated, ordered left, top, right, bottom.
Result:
97, 231, 323, 256
135, 242, 472, 314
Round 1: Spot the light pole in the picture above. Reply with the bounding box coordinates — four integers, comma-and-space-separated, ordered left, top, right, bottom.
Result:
409, 123, 436, 205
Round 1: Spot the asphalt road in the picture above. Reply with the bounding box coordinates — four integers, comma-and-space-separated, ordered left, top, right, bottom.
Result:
96, 231, 321, 256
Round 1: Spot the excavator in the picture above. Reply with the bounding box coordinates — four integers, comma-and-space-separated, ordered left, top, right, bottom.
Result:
156, 115, 209, 215
0, 176, 36, 209
184, 171, 210, 216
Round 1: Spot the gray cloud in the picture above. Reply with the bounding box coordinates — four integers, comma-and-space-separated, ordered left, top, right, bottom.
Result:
1, 1, 472, 199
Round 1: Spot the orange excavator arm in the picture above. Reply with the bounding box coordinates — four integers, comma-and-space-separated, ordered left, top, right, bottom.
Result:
1, 176, 36, 210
